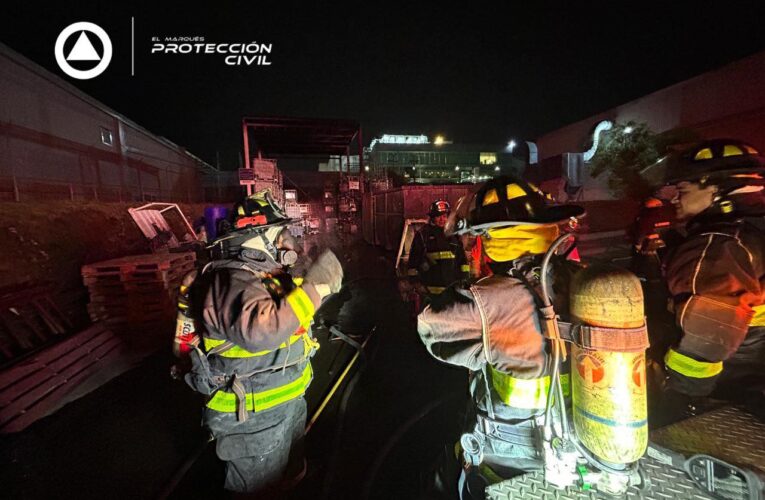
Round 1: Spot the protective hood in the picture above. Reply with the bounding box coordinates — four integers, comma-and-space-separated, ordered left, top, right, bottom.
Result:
481, 224, 560, 262
240, 225, 285, 264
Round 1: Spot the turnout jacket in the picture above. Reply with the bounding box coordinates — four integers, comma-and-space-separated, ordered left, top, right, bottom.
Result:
663, 216, 765, 396
417, 258, 573, 421
186, 254, 323, 418
408, 223, 469, 294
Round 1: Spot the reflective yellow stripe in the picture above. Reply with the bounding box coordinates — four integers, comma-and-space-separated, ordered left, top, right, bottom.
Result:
287, 287, 315, 328
426, 251, 455, 260
490, 367, 550, 409
407, 268, 419, 276
665, 348, 723, 379
293, 277, 304, 286
750, 304, 765, 326
203, 335, 303, 358
460, 265, 470, 273
426, 286, 446, 294
206, 363, 313, 413
560, 372, 571, 398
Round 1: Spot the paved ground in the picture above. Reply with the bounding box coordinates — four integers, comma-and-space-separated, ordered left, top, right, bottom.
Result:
1, 229, 711, 500
0, 233, 469, 500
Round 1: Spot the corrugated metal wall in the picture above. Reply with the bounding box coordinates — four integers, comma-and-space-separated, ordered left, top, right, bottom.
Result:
0, 44, 208, 203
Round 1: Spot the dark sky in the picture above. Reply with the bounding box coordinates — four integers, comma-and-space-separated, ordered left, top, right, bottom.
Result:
4, 2, 765, 168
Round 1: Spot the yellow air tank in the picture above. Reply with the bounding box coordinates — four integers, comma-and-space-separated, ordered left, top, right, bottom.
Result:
569, 264, 648, 465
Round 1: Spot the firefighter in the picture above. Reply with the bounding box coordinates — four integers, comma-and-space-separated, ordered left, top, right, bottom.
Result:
417, 176, 584, 497
407, 199, 470, 297
182, 190, 343, 494
641, 139, 765, 416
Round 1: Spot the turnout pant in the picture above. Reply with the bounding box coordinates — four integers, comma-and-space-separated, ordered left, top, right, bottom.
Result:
204, 397, 307, 492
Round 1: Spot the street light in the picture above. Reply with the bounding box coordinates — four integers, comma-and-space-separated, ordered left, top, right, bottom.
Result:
434, 135, 445, 146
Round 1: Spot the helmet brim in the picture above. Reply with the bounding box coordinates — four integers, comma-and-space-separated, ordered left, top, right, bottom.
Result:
446, 192, 585, 235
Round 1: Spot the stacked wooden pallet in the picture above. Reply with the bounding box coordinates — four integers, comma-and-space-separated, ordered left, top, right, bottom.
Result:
82, 252, 195, 341
0, 284, 73, 364
0, 323, 128, 433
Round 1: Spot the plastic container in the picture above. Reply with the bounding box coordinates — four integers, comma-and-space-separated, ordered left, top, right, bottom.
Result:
204, 206, 230, 241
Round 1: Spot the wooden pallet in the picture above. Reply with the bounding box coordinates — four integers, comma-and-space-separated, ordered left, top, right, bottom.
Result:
81, 252, 195, 278
0, 323, 130, 433
82, 263, 194, 286
0, 284, 73, 364
81, 252, 195, 339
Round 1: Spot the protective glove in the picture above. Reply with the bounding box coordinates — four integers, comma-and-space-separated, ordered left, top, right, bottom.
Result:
304, 250, 343, 297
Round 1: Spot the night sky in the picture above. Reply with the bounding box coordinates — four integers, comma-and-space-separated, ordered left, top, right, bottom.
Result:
4, 2, 765, 169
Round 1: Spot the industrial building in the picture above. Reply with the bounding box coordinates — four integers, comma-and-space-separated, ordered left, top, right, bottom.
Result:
366, 134, 525, 185
531, 50, 765, 201
0, 43, 215, 203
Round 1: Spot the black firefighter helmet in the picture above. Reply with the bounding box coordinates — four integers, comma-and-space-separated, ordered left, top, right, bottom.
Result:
209, 190, 295, 259
641, 139, 765, 218
428, 199, 451, 217
641, 139, 765, 190
445, 175, 585, 235
232, 189, 293, 230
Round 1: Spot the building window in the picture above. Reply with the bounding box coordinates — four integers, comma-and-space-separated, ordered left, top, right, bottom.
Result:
100, 127, 114, 146
480, 153, 497, 165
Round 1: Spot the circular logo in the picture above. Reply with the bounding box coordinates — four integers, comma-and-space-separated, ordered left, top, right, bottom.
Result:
576, 352, 605, 385
54, 22, 112, 80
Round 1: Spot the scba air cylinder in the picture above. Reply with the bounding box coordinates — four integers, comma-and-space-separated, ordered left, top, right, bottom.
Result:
569, 264, 648, 465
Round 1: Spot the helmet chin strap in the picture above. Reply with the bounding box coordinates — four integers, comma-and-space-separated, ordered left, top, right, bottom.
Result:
259, 230, 279, 262
257, 228, 298, 266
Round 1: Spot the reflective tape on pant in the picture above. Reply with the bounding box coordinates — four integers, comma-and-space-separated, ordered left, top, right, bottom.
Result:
665, 348, 723, 379
287, 287, 315, 328
426, 286, 446, 294
203, 334, 303, 358
460, 264, 470, 273
206, 363, 313, 413
490, 367, 550, 409
426, 251, 455, 260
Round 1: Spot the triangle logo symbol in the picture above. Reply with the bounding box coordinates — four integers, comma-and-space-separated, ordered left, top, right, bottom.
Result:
66, 32, 101, 61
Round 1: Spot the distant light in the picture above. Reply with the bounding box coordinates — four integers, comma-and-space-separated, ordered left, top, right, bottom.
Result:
507, 140, 517, 152
369, 134, 429, 149
434, 135, 445, 146
494, 166, 500, 171
455, 165, 460, 171
623, 126, 634, 134
364, 166, 369, 171
412, 166, 416, 170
